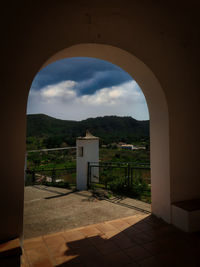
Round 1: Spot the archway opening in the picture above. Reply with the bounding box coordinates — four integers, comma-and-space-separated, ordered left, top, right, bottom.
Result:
24, 56, 151, 239
24, 44, 170, 240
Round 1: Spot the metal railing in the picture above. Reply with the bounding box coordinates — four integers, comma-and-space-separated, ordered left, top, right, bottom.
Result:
25, 167, 76, 187
88, 161, 151, 201
88, 162, 150, 186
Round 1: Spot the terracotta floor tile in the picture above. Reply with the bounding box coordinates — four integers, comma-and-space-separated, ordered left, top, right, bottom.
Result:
20, 263, 29, 267
182, 233, 200, 250
62, 229, 86, 242
54, 257, 84, 267
49, 242, 69, 256
142, 240, 164, 255
133, 214, 150, 221
68, 238, 92, 250
43, 233, 66, 247
130, 231, 154, 245
158, 235, 188, 252
62, 229, 92, 250
21, 252, 30, 267
139, 250, 197, 267
53, 253, 79, 266
25, 246, 53, 267
95, 222, 120, 234
138, 255, 160, 267
94, 239, 120, 255
23, 237, 44, 250
32, 259, 54, 267
78, 225, 102, 237
108, 219, 130, 231
43, 232, 70, 262
111, 232, 137, 249
123, 215, 144, 226
82, 256, 110, 267
143, 216, 165, 229
73, 242, 109, 266
143, 234, 188, 256
133, 221, 154, 231
125, 262, 140, 267
124, 244, 152, 262
88, 234, 108, 247
122, 226, 142, 238
74, 245, 102, 264
104, 250, 132, 267
144, 225, 176, 240
22, 215, 200, 267
185, 246, 200, 265
102, 229, 121, 239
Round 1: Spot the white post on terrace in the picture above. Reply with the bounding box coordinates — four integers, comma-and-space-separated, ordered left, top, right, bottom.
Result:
76, 131, 99, 191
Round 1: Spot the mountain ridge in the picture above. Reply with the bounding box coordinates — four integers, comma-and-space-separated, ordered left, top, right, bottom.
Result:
27, 114, 149, 148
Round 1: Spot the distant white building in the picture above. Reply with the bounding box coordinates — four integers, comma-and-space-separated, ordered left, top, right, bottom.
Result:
121, 144, 135, 150
121, 144, 146, 150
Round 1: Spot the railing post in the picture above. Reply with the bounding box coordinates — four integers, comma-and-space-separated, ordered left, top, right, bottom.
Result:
124, 166, 127, 185
131, 167, 133, 186
105, 167, 107, 189
32, 170, 35, 184
128, 163, 130, 187
52, 168, 56, 183
87, 162, 90, 188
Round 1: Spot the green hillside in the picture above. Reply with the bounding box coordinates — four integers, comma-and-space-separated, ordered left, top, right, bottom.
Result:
27, 114, 149, 149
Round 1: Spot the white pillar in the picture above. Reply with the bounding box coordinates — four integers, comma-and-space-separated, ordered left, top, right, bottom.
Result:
76, 131, 99, 191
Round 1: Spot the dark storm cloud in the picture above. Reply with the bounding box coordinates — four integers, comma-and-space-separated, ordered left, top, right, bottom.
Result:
31, 57, 132, 95
28, 57, 149, 120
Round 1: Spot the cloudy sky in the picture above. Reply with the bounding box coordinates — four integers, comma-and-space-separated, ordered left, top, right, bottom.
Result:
27, 57, 149, 121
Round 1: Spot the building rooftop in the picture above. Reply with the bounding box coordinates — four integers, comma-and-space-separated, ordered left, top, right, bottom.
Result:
77, 130, 99, 140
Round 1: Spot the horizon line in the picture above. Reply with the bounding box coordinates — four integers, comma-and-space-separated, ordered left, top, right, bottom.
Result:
26, 113, 150, 122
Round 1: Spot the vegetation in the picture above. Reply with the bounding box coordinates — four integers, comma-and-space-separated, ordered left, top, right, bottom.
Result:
27, 149, 76, 170
97, 175, 151, 203
25, 172, 71, 189
26, 114, 151, 202
27, 114, 149, 149
100, 148, 150, 164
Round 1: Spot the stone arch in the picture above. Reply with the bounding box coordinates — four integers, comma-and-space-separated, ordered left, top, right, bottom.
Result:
30, 43, 170, 223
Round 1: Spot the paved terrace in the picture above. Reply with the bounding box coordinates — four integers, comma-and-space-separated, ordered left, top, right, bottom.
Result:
21, 214, 200, 267
24, 186, 150, 239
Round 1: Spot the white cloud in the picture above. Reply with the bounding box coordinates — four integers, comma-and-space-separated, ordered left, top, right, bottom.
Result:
78, 81, 143, 106
27, 80, 149, 121
40, 81, 77, 102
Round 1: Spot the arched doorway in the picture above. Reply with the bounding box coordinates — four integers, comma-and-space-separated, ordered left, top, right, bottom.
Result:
26, 43, 170, 223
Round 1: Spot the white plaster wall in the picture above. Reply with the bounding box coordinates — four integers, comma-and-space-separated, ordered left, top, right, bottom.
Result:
76, 139, 99, 190
189, 211, 200, 232
171, 205, 189, 232
172, 205, 200, 232
1, 2, 199, 242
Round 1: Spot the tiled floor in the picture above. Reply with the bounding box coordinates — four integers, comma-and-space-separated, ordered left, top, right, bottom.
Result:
21, 214, 200, 267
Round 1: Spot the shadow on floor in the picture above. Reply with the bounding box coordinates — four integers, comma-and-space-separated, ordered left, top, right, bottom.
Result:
42, 186, 151, 213
33, 185, 75, 196
23, 214, 200, 267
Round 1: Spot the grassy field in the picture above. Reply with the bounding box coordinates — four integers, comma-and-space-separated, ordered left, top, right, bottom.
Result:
100, 148, 150, 164
27, 148, 150, 169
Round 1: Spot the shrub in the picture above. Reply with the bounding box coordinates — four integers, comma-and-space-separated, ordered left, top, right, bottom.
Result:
107, 175, 150, 201
42, 181, 70, 189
